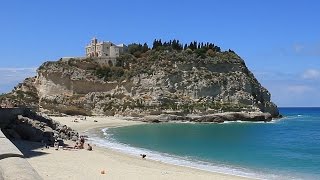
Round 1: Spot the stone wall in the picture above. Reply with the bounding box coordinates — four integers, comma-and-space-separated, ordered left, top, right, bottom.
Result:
94, 57, 117, 66
0, 130, 42, 180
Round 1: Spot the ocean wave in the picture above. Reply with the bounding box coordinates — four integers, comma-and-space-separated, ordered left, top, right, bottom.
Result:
83, 128, 297, 180
280, 115, 317, 122
221, 120, 279, 124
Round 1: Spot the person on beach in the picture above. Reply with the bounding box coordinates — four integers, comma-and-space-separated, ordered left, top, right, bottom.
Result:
87, 144, 92, 151
140, 154, 147, 159
54, 140, 59, 150
78, 136, 85, 149
79, 142, 84, 149
74, 142, 79, 149
80, 136, 85, 144
41, 140, 49, 149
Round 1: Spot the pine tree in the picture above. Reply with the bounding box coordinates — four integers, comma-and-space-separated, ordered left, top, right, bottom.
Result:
152, 39, 158, 49
184, 44, 188, 50
194, 41, 197, 50
142, 43, 149, 53
189, 42, 194, 50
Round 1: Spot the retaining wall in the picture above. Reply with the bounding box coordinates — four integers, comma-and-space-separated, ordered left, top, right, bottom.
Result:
0, 130, 42, 180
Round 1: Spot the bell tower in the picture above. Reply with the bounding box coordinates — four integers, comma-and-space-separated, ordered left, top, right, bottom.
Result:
91, 37, 98, 57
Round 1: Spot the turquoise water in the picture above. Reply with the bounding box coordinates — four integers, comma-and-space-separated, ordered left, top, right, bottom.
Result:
89, 108, 320, 179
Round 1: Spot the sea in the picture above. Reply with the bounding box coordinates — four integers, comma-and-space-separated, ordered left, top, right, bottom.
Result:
87, 108, 320, 180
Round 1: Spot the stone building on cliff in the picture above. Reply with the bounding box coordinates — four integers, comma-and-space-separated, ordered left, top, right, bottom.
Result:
85, 38, 127, 58
60, 38, 127, 66
84, 38, 127, 66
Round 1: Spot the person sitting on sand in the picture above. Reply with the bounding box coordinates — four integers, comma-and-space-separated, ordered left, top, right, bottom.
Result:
74, 142, 79, 149
80, 136, 85, 144
87, 144, 92, 151
79, 141, 84, 149
140, 154, 147, 159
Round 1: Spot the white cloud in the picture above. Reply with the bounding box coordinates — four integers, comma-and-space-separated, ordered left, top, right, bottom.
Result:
293, 43, 304, 54
302, 69, 320, 80
253, 71, 297, 81
0, 67, 37, 93
291, 42, 320, 56
286, 85, 314, 94
0, 67, 37, 71
260, 77, 320, 106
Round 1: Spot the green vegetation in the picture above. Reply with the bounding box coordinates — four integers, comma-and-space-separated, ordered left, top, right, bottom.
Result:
151, 39, 221, 55
95, 66, 126, 81
62, 106, 91, 116
67, 58, 99, 70
42, 103, 90, 116
93, 46, 242, 83
125, 39, 237, 59
127, 43, 149, 58
0, 93, 6, 99
152, 39, 183, 51
36, 39, 241, 84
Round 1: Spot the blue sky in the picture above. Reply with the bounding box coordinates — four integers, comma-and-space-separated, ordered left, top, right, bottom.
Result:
0, 0, 319, 107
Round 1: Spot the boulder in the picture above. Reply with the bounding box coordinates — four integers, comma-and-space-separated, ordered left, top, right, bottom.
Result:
0, 108, 78, 143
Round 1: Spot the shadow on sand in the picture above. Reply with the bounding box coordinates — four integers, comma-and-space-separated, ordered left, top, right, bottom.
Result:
11, 139, 50, 158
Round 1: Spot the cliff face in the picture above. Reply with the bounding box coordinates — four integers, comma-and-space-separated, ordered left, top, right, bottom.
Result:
1, 50, 279, 117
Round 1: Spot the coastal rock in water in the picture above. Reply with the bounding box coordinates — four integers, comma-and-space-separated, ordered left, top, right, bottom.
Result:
142, 112, 272, 123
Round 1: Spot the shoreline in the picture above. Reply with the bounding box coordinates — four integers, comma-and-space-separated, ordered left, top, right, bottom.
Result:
19, 116, 253, 180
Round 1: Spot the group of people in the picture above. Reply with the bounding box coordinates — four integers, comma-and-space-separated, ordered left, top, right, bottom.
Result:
72, 116, 87, 123
51, 135, 93, 151
73, 136, 92, 151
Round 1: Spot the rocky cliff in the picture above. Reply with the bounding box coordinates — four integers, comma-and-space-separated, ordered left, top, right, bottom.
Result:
0, 49, 279, 120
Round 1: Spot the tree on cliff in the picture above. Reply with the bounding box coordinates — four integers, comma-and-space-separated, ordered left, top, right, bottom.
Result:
128, 43, 150, 58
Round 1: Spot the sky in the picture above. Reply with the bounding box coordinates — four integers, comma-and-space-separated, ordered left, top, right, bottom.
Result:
0, 0, 319, 107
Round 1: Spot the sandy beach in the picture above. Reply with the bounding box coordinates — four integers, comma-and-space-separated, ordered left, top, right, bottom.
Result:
14, 116, 252, 180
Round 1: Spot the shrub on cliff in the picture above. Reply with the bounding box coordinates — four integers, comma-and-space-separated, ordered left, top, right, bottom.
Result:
62, 106, 91, 116
128, 43, 149, 58
95, 66, 125, 81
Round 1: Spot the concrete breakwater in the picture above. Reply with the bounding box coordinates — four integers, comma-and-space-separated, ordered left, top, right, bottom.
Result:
0, 107, 79, 179
0, 130, 42, 180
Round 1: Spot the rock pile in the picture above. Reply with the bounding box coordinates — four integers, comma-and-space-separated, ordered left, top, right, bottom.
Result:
1, 108, 78, 145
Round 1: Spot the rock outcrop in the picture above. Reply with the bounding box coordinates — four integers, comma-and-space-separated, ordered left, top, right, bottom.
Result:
142, 112, 273, 123
1, 49, 280, 121
0, 108, 78, 144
